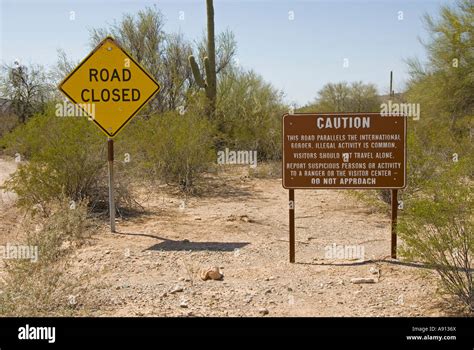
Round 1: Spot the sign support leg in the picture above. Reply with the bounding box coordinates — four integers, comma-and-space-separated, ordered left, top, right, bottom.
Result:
107, 138, 116, 233
289, 189, 295, 263
391, 189, 398, 259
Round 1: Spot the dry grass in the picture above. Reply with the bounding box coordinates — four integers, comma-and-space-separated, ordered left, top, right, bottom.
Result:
0, 197, 97, 316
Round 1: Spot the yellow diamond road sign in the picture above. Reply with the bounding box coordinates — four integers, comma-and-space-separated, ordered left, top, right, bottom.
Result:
59, 36, 160, 137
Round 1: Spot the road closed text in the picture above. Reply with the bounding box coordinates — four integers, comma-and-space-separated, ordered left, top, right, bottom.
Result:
80, 68, 141, 102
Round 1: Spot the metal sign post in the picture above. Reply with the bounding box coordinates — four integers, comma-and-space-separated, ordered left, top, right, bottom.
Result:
391, 189, 398, 259
107, 138, 116, 233
289, 189, 295, 263
390, 71, 398, 259
58, 36, 161, 234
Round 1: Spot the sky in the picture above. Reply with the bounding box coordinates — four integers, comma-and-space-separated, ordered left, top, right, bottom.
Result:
0, 0, 450, 106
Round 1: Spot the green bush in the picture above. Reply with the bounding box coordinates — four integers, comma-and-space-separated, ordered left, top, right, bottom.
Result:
1, 103, 135, 214
399, 114, 473, 314
399, 171, 473, 312
397, 0, 474, 314
406, 119, 472, 195
216, 69, 286, 161
299, 81, 380, 113
0, 113, 19, 140
119, 95, 216, 192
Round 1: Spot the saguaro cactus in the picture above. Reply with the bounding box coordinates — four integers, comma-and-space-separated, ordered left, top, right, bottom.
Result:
189, 0, 217, 119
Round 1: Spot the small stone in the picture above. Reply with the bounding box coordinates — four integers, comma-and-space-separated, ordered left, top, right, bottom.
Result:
369, 267, 380, 275
200, 266, 223, 281
170, 286, 184, 294
350, 277, 377, 284
180, 301, 188, 308
194, 217, 201, 221
240, 215, 250, 222
258, 308, 269, 316
226, 215, 237, 222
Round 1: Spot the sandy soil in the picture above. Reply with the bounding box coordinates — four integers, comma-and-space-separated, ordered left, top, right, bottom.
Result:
0, 159, 446, 316
0, 157, 17, 207
0, 157, 19, 247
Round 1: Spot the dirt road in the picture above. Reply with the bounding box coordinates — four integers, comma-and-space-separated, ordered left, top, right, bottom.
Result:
0, 157, 19, 248
0, 157, 17, 208
0, 158, 444, 316
62, 169, 444, 317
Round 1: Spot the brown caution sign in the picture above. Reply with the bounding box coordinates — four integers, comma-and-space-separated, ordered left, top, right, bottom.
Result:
282, 113, 406, 189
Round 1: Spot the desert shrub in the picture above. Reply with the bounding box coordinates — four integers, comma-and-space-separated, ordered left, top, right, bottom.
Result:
399, 97, 473, 312
216, 69, 286, 161
405, 117, 473, 196
347, 190, 391, 215
248, 161, 282, 179
0, 113, 19, 140
0, 260, 76, 316
0, 198, 92, 316
118, 95, 216, 192
1, 103, 136, 214
397, 0, 474, 314
399, 171, 473, 312
298, 81, 380, 113
399, 115, 473, 313
0, 63, 52, 124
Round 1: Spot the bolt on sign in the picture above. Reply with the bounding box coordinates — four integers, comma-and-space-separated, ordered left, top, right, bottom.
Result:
283, 113, 406, 189
59, 36, 160, 137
